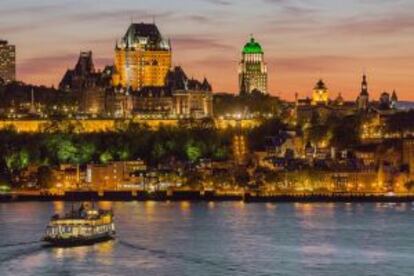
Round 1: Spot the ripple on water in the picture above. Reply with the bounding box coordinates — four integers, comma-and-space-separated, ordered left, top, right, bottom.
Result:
0, 202, 413, 276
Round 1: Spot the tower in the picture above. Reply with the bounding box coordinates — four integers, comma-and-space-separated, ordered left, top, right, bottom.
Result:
238, 36, 267, 95
0, 40, 16, 83
357, 74, 369, 111
29, 88, 37, 115
112, 23, 172, 90
311, 80, 329, 105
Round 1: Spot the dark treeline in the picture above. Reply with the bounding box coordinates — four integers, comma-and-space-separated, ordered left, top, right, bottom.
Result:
0, 82, 77, 114
0, 119, 287, 186
213, 91, 285, 117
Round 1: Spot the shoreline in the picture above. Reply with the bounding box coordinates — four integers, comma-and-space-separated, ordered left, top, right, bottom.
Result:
1, 191, 414, 203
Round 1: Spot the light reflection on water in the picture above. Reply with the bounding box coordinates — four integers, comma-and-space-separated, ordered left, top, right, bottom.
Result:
0, 202, 413, 276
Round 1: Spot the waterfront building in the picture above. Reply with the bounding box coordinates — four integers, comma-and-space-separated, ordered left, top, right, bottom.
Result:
0, 40, 16, 83
86, 160, 147, 191
53, 164, 83, 192
239, 36, 268, 95
402, 139, 414, 181
112, 23, 172, 90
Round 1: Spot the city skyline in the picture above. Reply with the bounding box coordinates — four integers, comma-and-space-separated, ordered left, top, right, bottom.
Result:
2, 0, 414, 100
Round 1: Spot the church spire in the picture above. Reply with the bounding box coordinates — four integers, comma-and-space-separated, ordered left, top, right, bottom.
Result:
361, 74, 368, 96
357, 74, 369, 111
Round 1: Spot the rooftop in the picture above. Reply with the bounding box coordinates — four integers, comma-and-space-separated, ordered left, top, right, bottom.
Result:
120, 22, 170, 50
242, 36, 263, 54
314, 79, 327, 90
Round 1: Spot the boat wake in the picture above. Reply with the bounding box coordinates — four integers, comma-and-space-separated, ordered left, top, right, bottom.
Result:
0, 243, 46, 264
118, 240, 253, 274
0, 240, 42, 249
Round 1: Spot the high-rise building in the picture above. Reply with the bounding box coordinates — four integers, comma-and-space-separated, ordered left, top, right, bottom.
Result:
112, 23, 172, 90
239, 36, 267, 95
0, 40, 16, 83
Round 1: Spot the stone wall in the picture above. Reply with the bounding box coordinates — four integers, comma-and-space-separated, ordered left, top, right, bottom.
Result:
0, 118, 259, 133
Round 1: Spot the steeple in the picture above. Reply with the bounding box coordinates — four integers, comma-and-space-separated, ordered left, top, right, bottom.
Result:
357, 74, 369, 111
360, 74, 368, 96
391, 90, 398, 109
391, 90, 398, 102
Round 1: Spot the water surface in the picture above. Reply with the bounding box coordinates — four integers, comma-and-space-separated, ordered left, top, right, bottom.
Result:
0, 202, 413, 275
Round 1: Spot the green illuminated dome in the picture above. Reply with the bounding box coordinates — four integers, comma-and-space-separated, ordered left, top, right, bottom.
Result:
242, 36, 263, 54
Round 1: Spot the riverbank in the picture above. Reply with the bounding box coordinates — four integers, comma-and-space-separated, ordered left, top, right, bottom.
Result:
1, 191, 414, 203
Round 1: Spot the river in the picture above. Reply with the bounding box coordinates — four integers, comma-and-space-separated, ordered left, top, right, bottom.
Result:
0, 202, 413, 275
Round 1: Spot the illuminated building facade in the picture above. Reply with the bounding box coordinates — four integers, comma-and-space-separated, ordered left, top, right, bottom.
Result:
105, 87, 133, 118
112, 23, 172, 90
132, 66, 213, 118
167, 66, 213, 118
311, 79, 329, 105
0, 40, 16, 83
239, 36, 267, 95
233, 134, 248, 165
403, 139, 414, 181
85, 161, 147, 190
295, 79, 355, 125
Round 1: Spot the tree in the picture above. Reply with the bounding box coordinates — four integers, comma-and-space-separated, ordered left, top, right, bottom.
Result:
4, 149, 30, 173
185, 141, 202, 162
248, 118, 286, 151
77, 142, 95, 164
100, 151, 113, 164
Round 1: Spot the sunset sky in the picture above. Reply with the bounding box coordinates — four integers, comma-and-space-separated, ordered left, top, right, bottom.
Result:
1, 0, 414, 100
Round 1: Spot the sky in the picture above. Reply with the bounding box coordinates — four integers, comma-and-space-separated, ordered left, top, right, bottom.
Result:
1, 0, 414, 100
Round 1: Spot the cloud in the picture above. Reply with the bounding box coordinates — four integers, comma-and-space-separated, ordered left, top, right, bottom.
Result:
331, 13, 414, 36
69, 10, 175, 23
202, 0, 232, 6
171, 36, 236, 51
17, 53, 113, 80
18, 54, 78, 75
267, 55, 414, 73
0, 2, 67, 16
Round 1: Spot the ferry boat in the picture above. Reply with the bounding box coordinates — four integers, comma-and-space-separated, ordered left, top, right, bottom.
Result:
43, 204, 115, 247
